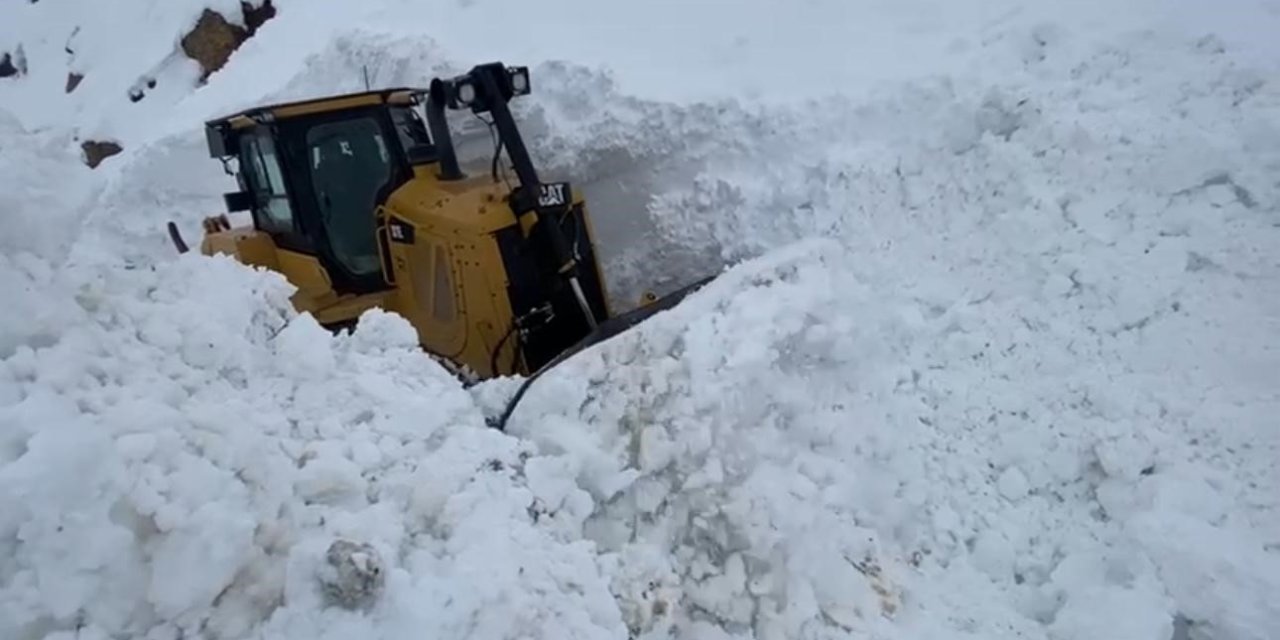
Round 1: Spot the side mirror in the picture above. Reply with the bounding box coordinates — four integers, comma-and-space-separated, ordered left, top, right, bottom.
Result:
206, 124, 238, 158
223, 191, 254, 212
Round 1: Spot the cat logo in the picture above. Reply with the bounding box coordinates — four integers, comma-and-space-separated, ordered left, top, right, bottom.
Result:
537, 182, 568, 208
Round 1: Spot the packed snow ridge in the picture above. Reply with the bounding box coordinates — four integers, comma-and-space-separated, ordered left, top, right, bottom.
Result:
2, 2, 1279, 640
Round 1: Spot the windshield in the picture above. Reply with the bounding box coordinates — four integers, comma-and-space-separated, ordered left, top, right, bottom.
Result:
389, 106, 435, 160
452, 117, 497, 172
389, 104, 503, 174
304, 115, 394, 278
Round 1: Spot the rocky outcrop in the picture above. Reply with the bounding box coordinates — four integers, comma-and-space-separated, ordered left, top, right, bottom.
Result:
82, 140, 123, 169
0, 48, 25, 78
180, 1, 276, 83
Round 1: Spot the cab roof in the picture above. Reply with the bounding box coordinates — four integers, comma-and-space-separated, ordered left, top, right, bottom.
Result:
205, 86, 429, 130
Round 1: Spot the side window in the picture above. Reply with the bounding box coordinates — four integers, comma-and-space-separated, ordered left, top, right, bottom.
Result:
240, 133, 296, 235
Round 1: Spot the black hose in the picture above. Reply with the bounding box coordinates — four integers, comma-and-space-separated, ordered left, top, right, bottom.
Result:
486, 335, 581, 431
489, 324, 518, 378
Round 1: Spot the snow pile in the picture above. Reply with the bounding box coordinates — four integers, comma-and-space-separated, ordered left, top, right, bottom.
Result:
0, 114, 99, 264
496, 25, 1280, 640
490, 239, 914, 639
0, 256, 627, 640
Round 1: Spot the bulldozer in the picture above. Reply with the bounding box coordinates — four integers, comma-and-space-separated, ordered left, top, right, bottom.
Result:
167, 61, 712, 428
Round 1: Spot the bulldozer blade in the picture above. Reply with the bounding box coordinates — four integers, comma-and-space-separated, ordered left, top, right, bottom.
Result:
488, 273, 718, 431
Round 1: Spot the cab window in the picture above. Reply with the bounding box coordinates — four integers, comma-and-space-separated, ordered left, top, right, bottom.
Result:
305, 117, 393, 279
240, 132, 296, 235
389, 106, 435, 161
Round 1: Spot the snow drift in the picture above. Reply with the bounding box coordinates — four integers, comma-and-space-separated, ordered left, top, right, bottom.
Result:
3, 1, 1280, 640
0, 255, 628, 640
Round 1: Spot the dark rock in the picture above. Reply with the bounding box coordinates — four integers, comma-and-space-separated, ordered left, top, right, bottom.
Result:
65, 72, 84, 93
0, 52, 19, 78
243, 0, 277, 32
180, 10, 246, 82
82, 140, 123, 169
179, 1, 275, 83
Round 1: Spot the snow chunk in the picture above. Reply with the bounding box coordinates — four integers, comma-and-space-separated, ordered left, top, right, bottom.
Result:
1050, 585, 1174, 640
349, 307, 420, 353
1129, 513, 1280, 640
273, 314, 336, 379
997, 466, 1031, 500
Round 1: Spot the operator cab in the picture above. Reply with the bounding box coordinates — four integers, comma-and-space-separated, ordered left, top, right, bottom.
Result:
205, 87, 440, 296
202, 64, 544, 299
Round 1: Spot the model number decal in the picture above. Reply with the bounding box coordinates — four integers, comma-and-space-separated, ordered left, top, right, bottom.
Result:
537, 182, 569, 207
388, 218, 415, 244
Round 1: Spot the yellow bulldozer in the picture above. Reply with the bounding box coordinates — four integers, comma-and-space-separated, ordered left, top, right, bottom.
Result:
167, 62, 712, 428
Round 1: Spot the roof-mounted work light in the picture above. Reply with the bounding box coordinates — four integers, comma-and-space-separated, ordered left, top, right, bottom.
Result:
438, 63, 531, 112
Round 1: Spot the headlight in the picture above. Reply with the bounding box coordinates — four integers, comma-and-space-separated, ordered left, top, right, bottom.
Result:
509, 67, 530, 95
456, 82, 476, 105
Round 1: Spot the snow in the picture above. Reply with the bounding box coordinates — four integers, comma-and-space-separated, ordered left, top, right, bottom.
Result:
3, 0, 1280, 639
0, 256, 627, 640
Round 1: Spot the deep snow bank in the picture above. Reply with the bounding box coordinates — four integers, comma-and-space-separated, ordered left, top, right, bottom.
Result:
0, 255, 629, 640
0, 114, 100, 266
492, 25, 1280, 640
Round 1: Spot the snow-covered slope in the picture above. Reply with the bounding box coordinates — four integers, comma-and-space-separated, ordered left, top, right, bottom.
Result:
2, 1, 1279, 640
